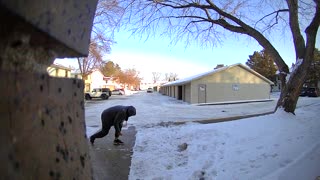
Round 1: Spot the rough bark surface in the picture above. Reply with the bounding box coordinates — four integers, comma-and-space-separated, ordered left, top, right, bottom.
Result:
276, 0, 320, 114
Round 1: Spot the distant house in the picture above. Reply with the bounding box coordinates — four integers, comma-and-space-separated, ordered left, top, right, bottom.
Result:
160, 63, 274, 104
271, 63, 320, 92
71, 69, 83, 80
271, 71, 282, 92
140, 80, 155, 90
47, 63, 71, 78
104, 76, 123, 90
140, 80, 167, 91
79, 69, 123, 92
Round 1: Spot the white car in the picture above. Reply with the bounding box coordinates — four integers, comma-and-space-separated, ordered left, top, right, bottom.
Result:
147, 88, 153, 93
85, 88, 111, 100
112, 89, 125, 95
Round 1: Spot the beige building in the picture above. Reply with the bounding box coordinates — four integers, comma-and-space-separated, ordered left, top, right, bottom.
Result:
160, 63, 274, 104
47, 63, 72, 78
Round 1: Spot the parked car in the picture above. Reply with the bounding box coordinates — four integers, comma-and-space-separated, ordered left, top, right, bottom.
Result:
112, 89, 125, 95
300, 87, 307, 96
300, 87, 319, 97
85, 88, 111, 100
147, 88, 153, 93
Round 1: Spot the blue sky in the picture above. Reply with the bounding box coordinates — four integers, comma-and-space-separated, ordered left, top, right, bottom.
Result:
103, 0, 319, 82
56, 20, 319, 82
106, 28, 317, 81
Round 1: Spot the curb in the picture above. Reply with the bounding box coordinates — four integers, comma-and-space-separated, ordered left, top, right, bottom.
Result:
195, 111, 275, 124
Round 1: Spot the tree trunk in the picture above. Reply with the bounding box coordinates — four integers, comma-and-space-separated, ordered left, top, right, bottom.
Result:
276, 0, 319, 114
276, 64, 307, 114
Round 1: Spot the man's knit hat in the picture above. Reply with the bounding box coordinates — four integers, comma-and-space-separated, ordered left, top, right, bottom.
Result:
126, 106, 136, 120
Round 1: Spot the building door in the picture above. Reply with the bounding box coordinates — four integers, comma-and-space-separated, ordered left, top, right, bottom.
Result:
198, 84, 206, 103
178, 86, 183, 100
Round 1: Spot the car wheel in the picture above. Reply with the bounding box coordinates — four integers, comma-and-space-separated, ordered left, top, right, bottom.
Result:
85, 94, 91, 100
101, 94, 107, 100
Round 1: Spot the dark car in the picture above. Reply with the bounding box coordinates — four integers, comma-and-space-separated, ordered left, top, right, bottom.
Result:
300, 87, 319, 97
300, 87, 308, 97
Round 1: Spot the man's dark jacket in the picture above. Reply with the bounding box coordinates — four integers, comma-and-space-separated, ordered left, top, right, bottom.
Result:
101, 105, 136, 134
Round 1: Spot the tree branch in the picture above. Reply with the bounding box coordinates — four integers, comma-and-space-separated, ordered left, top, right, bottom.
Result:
304, 0, 320, 65
254, 9, 289, 31
286, 0, 306, 59
133, 0, 290, 74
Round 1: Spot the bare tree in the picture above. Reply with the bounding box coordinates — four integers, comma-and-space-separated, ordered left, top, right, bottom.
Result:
152, 72, 162, 83
77, 40, 104, 77
92, 0, 124, 52
121, 0, 319, 114
77, 0, 124, 77
164, 72, 179, 82
164, 73, 170, 82
169, 73, 179, 81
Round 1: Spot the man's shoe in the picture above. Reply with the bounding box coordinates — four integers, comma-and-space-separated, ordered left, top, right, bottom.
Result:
90, 136, 95, 145
113, 139, 124, 145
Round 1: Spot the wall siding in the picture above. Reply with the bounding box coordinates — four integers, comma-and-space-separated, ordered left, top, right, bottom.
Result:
190, 66, 271, 104
184, 83, 191, 103
205, 83, 270, 103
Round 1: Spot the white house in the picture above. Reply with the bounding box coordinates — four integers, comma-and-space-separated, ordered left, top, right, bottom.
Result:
89, 70, 107, 90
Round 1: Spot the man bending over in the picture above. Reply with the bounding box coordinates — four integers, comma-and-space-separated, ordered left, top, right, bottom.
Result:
90, 105, 136, 145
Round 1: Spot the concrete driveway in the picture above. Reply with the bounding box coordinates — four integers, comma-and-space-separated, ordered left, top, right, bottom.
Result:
89, 126, 137, 180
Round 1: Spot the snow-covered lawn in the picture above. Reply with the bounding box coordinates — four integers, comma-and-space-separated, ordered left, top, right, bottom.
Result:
85, 92, 320, 180
130, 103, 320, 180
